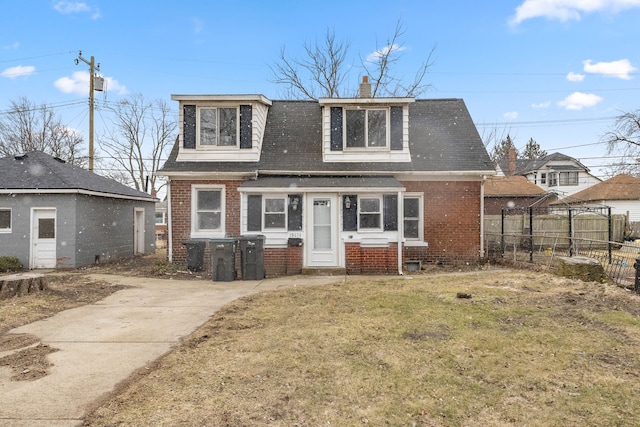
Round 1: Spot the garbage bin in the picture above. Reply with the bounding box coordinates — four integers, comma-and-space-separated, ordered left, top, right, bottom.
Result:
210, 238, 236, 281
183, 240, 206, 272
238, 235, 265, 280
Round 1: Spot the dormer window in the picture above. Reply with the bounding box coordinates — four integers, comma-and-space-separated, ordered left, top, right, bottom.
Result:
198, 107, 238, 147
346, 109, 388, 148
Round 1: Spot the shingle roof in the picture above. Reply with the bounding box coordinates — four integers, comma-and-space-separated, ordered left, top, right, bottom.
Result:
484, 175, 546, 197
556, 174, 640, 203
0, 151, 154, 200
159, 98, 494, 174
500, 152, 588, 175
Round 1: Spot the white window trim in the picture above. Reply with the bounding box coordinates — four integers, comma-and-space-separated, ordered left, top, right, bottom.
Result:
403, 193, 424, 243
191, 184, 226, 238
196, 106, 239, 149
263, 195, 288, 231
344, 108, 390, 150
0, 208, 11, 233
358, 195, 383, 231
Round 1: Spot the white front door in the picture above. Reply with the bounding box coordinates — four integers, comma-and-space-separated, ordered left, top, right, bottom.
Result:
31, 208, 56, 269
134, 208, 145, 255
306, 194, 339, 267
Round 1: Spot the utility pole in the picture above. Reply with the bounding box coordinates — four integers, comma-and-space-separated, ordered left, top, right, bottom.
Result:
75, 51, 101, 172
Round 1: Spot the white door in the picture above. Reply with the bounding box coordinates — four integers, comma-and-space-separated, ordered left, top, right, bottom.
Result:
134, 208, 145, 255
31, 208, 56, 269
307, 194, 339, 267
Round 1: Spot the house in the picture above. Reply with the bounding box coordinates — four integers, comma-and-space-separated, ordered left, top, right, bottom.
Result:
501, 150, 601, 199
0, 151, 156, 269
483, 175, 552, 215
552, 174, 640, 225
157, 80, 495, 276
155, 198, 168, 248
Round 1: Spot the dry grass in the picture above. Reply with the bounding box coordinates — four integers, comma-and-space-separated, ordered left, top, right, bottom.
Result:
85, 270, 640, 426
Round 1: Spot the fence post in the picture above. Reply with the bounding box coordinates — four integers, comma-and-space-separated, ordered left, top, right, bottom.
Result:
529, 207, 534, 263
569, 208, 573, 257
501, 208, 505, 258
608, 207, 612, 265
634, 256, 640, 294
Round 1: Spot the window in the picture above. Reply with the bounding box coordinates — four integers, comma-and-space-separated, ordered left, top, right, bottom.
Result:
540, 173, 546, 185
191, 185, 225, 236
0, 208, 11, 232
198, 107, 237, 147
548, 172, 558, 187
346, 109, 387, 148
559, 172, 578, 186
155, 212, 166, 225
359, 197, 382, 229
403, 196, 423, 240
264, 197, 286, 229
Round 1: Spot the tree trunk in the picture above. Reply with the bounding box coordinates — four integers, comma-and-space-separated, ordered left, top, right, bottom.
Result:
0, 273, 48, 299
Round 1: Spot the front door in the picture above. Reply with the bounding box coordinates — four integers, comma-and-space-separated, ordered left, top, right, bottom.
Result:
31, 208, 57, 269
307, 194, 339, 267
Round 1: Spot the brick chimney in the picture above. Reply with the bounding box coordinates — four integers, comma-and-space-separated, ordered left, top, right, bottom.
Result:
359, 76, 371, 98
508, 147, 516, 175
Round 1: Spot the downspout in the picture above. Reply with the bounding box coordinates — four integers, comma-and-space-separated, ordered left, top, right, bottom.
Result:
397, 189, 404, 275
480, 175, 486, 258
167, 179, 173, 263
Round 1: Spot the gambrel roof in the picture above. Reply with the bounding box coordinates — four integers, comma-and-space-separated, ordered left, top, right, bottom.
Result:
159, 98, 494, 175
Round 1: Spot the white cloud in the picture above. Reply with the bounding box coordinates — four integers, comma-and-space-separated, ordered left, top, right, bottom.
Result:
366, 44, 406, 63
583, 59, 636, 79
510, 0, 640, 26
532, 101, 551, 108
3, 42, 19, 50
567, 71, 585, 82
55, 71, 127, 96
192, 17, 205, 34
53, 1, 101, 19
557, 91, 603, 110
503, 111, 519, 120
1, 65, 35, 79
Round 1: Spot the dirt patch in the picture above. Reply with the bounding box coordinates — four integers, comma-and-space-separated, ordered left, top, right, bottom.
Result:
0, 333, 40, 351
0, 342, 58, 381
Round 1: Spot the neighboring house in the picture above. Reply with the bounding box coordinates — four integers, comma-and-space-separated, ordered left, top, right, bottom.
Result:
0, 151, 156, 269
484, 175, 551, 215
157, 79, 495, 276
552, 174, 640, 223
500, 150, 601, 199
155, 198, 168, 248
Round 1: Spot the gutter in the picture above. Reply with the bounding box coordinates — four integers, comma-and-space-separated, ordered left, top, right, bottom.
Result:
167, 179, 173, 263
480, 175, 486, 258
398, 188, 404, 276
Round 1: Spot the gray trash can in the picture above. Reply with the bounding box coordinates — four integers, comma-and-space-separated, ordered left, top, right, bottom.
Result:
209, 238, 237, 281
183, 240, 206, 272
238, 235, 265, 280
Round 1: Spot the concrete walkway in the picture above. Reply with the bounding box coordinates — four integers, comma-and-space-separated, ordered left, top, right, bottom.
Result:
0, 274, 347, 427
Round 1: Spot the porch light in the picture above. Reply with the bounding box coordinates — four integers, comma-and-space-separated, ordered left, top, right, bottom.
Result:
344, 196, 351, 209
291, 196, 300, 211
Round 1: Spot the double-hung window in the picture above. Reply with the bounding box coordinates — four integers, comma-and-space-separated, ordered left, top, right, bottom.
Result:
359, 197, 382, 229
559, 172, 578, 186
192, 185, 225, 236
0, 208, 11, 233
548, 172, 558, 187
198, 107, 238, 147
540, 173, 546, 185
263, 197, 286, 229
403, 195, 423, 241
346, 109, 387, 148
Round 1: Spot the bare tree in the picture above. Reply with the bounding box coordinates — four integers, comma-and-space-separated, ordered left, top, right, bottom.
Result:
98, 93, 176, 193
490, 134, 518, 165
0, 97, 86, 166
602, 108, 640, 176
270, 21, 436, 99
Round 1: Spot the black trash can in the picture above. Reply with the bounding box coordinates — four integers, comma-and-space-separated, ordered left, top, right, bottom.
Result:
238, 235, 265, 280
210, 238, 237, 281
183, 240, 206, 272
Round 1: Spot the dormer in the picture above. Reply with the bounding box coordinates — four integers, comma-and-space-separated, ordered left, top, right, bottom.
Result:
318, 77, 414, 163
172, 94, 272, 162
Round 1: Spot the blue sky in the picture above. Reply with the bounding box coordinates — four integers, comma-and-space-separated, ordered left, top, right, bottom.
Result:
2, 0, 640, 178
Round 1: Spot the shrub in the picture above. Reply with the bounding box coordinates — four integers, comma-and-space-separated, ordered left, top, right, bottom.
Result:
0, 256, 23, 273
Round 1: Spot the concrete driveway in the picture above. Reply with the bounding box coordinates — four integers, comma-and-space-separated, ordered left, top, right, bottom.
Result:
0, 274, 345, 427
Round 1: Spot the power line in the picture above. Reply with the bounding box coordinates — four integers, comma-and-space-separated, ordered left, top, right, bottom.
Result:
0, 50, 75, 64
